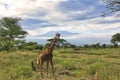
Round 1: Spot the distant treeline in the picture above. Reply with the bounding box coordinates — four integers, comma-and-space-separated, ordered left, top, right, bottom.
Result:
78, 43, 120, 50
0, 17, 120, 51
0, 39, 77, 51
0, 17, 76, 51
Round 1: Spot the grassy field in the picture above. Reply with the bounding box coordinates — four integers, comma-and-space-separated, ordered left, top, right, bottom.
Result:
0, 48, 120, 80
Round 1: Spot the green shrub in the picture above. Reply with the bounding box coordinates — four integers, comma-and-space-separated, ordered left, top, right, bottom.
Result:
20, 66, 33, 78
86, 61, 120, 80
0, 48, 120, 80
61, 61, 77, 70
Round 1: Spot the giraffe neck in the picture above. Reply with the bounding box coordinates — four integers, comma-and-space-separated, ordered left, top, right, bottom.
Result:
49, 38, 57, 50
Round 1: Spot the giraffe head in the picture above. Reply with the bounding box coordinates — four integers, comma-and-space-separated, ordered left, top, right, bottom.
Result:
55, 33, 60, 40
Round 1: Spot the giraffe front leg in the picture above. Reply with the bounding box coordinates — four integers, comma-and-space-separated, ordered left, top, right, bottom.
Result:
46, 61, 49, 77
50, 60, 56, 80
39, 65, 43, 79
39, 59, 44, 79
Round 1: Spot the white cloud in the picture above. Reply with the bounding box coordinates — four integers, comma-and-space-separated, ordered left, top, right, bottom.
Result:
0, 0, 120, 44
27, 15, 120, 39
0, 0, 67, 18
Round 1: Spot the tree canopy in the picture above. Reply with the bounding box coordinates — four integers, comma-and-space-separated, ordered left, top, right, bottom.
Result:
47, 38, 76, 48
0, 17, 28, 51
111, 33, 120, 44
103, 0, 120, 16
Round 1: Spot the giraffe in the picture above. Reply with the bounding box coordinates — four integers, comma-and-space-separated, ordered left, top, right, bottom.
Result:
31, 33, 60, 79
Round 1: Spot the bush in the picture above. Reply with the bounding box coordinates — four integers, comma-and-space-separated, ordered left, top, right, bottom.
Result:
61, 61, 77, 70
86, 61, 120, 80
2, 66, 33, 80
20, 66, 33, 78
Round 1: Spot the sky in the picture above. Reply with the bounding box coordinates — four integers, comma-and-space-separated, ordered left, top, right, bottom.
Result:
0, 0, 120, 45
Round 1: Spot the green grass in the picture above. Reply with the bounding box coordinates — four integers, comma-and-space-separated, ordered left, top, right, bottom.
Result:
0, 48, 120, 80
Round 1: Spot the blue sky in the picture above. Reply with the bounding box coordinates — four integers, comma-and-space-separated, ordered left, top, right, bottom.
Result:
0, 0, 120, 45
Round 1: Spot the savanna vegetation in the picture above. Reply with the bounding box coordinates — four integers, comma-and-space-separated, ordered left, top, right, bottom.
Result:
0, 1, 120, 79
0, 48, 120, 80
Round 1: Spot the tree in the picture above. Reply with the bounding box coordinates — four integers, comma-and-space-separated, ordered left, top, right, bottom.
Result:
24, 42, 43, 50
111, 33, 120, 45
14, 40, 26, 50
47, 38, 75, 48
0, 17, 27, 51
83, 44, 89, 49
103, 0, 120, 16
102, 44, 107, 48
47, 38, 65, 48
95, 43, 101, 49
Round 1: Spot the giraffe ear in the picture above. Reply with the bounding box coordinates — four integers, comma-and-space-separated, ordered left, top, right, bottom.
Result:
56, 33, 60, 36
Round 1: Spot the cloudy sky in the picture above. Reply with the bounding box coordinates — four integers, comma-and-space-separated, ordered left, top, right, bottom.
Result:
0, 0, 120, 45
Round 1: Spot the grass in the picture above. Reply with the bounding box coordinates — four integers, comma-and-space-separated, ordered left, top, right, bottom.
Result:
0, 48, 120, 80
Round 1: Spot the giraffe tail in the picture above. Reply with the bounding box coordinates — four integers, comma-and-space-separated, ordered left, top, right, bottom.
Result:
31, 61, 36, 71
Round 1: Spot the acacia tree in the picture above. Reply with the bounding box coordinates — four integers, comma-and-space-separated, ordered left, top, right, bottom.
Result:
111, 33, 120, 46
47, 38, 67, 48
103, 0, 120, 16
0, 17, 27, 51
47, 38, 74, 48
